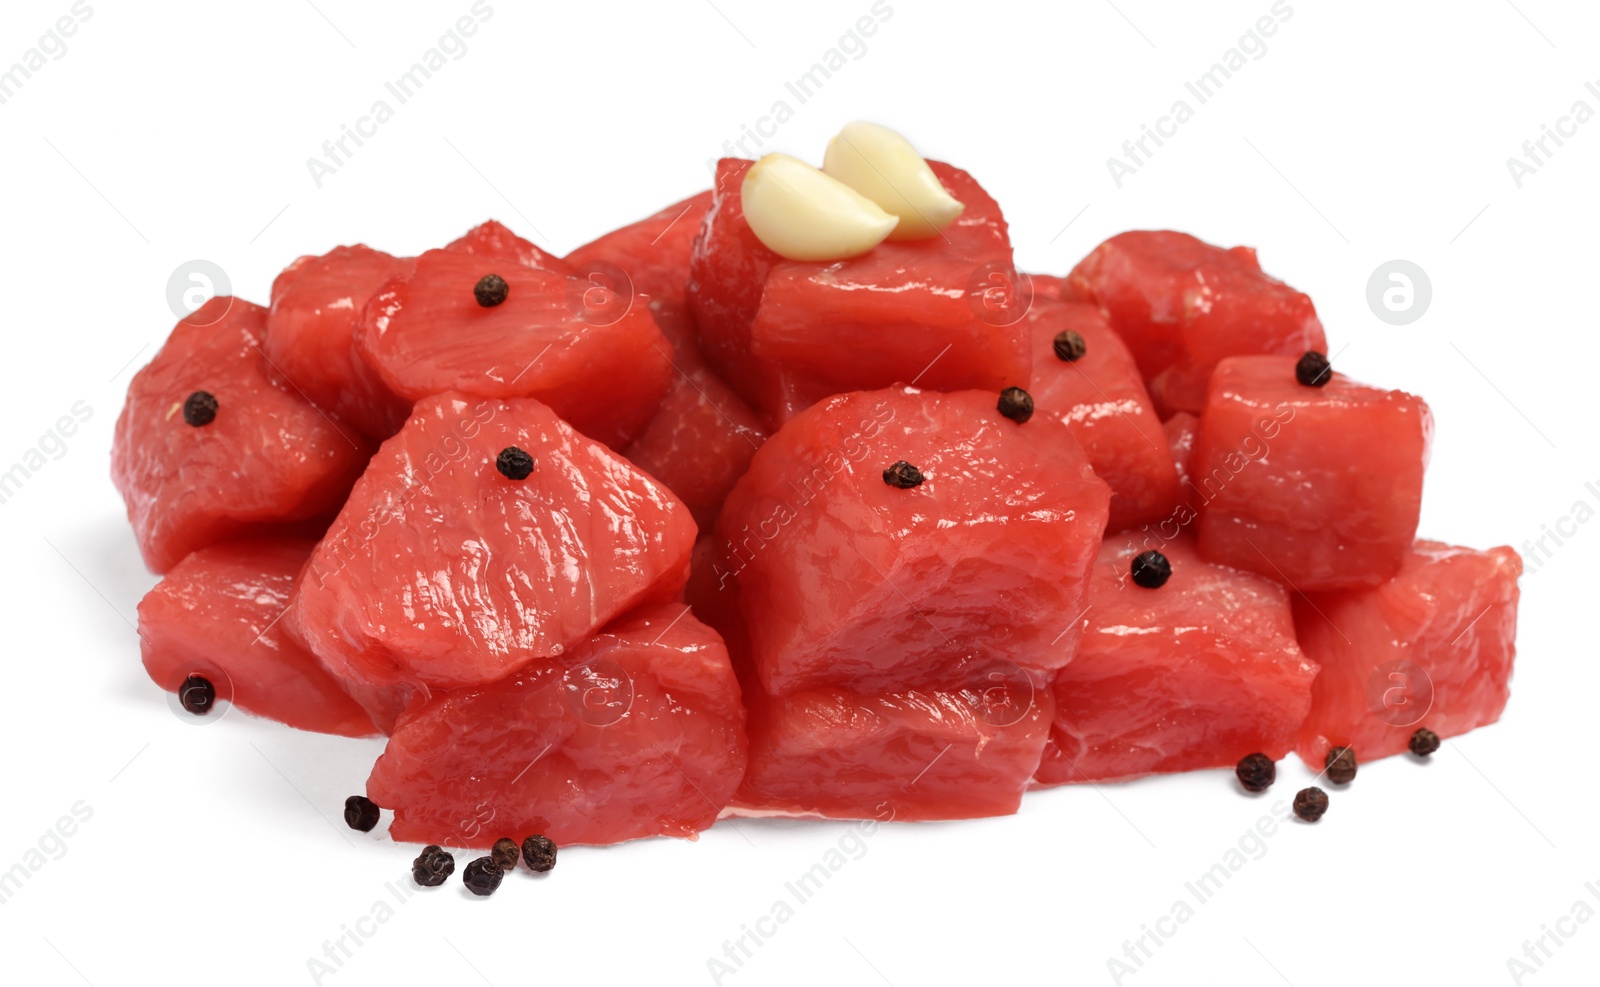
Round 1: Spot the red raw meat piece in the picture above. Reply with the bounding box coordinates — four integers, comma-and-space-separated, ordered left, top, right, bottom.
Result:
278, 613, 418, 736
266, 244, 412, 439
750, 162, 1023, 391
1024, 295, 1177, 531
563, 193, 768, 530
1035, 534, 1316, 784
112, 297, 373, 573
138, 538, 376, 737
1193, 355, 1432, 591
704, 386, 1109, 697
445, 219, 571, 275
621, 301, 768, 532
1066, 231, 1327, 416
735, 681, 1053, 821
565, 191, 712, 305
1163, 412, 1200, 500
291, 392, 696, 692
689, 158, 1028, 426
687, 159, 833, 426
357, 248, 671, 449
1293, 541, 1521, 768
367, 604, 746, 847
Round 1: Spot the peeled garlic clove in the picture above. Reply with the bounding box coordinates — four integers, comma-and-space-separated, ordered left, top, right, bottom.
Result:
823, 121, 965, 240
741, 153, 899, 262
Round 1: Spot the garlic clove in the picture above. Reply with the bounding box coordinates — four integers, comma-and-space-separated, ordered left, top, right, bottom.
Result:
823, 121, 965, 241
741, 153, 899, 262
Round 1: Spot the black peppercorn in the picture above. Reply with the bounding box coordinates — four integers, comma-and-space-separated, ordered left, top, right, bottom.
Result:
1052, 330, 1087, 362
997, 387, 1034, 423
462, 856, 504, 896
1295, 351, 1331, 387
412, 845, 455, 887
344, 795, 380, 832
178, 674, 215, 714
496, 446, 534, 480
182, 391, 218, 427
1293, 787, 1329, 822
1324, 746, 1357, 785
882, 461, 924, 489
1235, 752, 1275, 793
1409, 728, 1440, 757
491, 837, 520, 871
474, 273, 509, 307
521, 834, 557, 873
1130, 550, 1171, 589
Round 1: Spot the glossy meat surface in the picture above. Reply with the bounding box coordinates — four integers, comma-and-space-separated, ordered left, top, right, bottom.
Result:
1293, 540, 1521, 767
368, 604, 746, 847
705, 386, 1109, 697
736, 681, 1052, 821
138, 538, 377, 737
1024, 296, 1177, 531
266, 244, 412, 439
358, 249, 671, 449
445, 219, 572, 275
565, 191, 712, 305
112, 297, 373, 573
1193, 355, 1431, 590
750, 162, 1025, 395
292, 392, 696, 692
621, 301, 768, 532
689, 158, 1027, 426
1037, 534, 1316, 784
1066, 231, 1326, 416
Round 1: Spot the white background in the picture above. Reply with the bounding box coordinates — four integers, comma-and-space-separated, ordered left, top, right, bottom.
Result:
0, 1, 1596, 985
